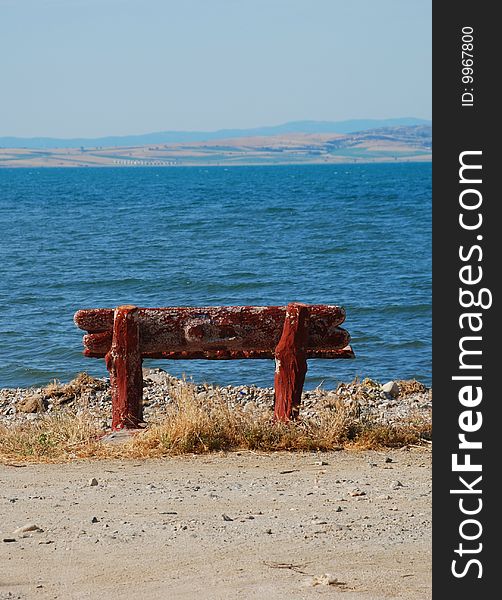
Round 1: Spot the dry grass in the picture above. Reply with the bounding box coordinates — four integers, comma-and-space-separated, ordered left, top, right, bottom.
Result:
0, 413, 107, 462
41, 372, 108, 404
0, 377, 431, 463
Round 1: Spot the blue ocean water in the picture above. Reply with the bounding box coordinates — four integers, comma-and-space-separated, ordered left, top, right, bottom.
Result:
0, 163, 431, 389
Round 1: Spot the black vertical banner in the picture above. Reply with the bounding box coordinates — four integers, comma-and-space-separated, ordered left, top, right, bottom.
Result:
434, 2, 498, 596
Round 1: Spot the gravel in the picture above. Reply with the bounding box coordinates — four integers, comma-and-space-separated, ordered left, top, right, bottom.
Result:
0, 367, 431, 428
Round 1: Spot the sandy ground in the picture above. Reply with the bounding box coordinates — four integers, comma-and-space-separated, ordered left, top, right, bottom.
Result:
0, 449, 431, 600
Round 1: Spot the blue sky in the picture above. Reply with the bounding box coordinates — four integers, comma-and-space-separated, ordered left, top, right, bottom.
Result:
0, 0, 431, 137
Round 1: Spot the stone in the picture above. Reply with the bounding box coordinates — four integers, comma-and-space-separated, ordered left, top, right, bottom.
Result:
90, 516, 99, 523
17, 395, 45, 413
13, 524, 42, 534
88, 478, 98, 486
142, 367, 170, 385
100, 429, 143, 445
382, 381, 400, 398
308, 573, 343, 586
222, 514, 233, 522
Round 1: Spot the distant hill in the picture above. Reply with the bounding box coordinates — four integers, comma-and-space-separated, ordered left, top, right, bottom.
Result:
0, 118, 431, 149
0, 125, 432, 168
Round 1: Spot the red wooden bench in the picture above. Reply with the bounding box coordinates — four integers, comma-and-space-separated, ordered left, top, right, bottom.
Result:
74, 303, 354, 430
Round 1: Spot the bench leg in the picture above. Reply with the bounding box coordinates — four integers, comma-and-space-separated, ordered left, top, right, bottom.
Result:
274, 303, 309, 421
105, 305, 144, 430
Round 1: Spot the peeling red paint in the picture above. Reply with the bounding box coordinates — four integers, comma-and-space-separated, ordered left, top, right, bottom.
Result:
75, 304, 348, 357
105, 306, 144, 430
274, 304, 309, 421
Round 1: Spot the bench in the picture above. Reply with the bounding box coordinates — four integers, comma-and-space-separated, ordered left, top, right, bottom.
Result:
74, 303, 355, 429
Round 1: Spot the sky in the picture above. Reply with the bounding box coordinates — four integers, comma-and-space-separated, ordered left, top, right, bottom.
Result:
0, 0, 431, 138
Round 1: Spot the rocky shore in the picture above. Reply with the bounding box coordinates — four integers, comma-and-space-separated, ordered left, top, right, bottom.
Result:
0, 368, 431, 430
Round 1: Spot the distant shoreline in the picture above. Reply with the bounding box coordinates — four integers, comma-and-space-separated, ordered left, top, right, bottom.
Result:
0, 125, 431, 169
0, 156, 432, 169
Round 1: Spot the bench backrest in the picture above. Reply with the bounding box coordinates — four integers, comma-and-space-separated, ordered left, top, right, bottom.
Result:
74, 304, 353, 360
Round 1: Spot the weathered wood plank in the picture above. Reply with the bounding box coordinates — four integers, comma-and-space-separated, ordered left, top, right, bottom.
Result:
74, 304, 346, 334
83, 331, 112, 355
84, 344, 354, 360
82, 326, 350, 358
74, 308, 114, 332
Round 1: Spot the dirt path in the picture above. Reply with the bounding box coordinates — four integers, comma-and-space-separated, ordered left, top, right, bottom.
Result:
1, 449, 431, 600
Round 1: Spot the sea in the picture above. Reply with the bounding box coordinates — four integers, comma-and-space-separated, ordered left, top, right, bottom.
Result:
0, 163, 431, 390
